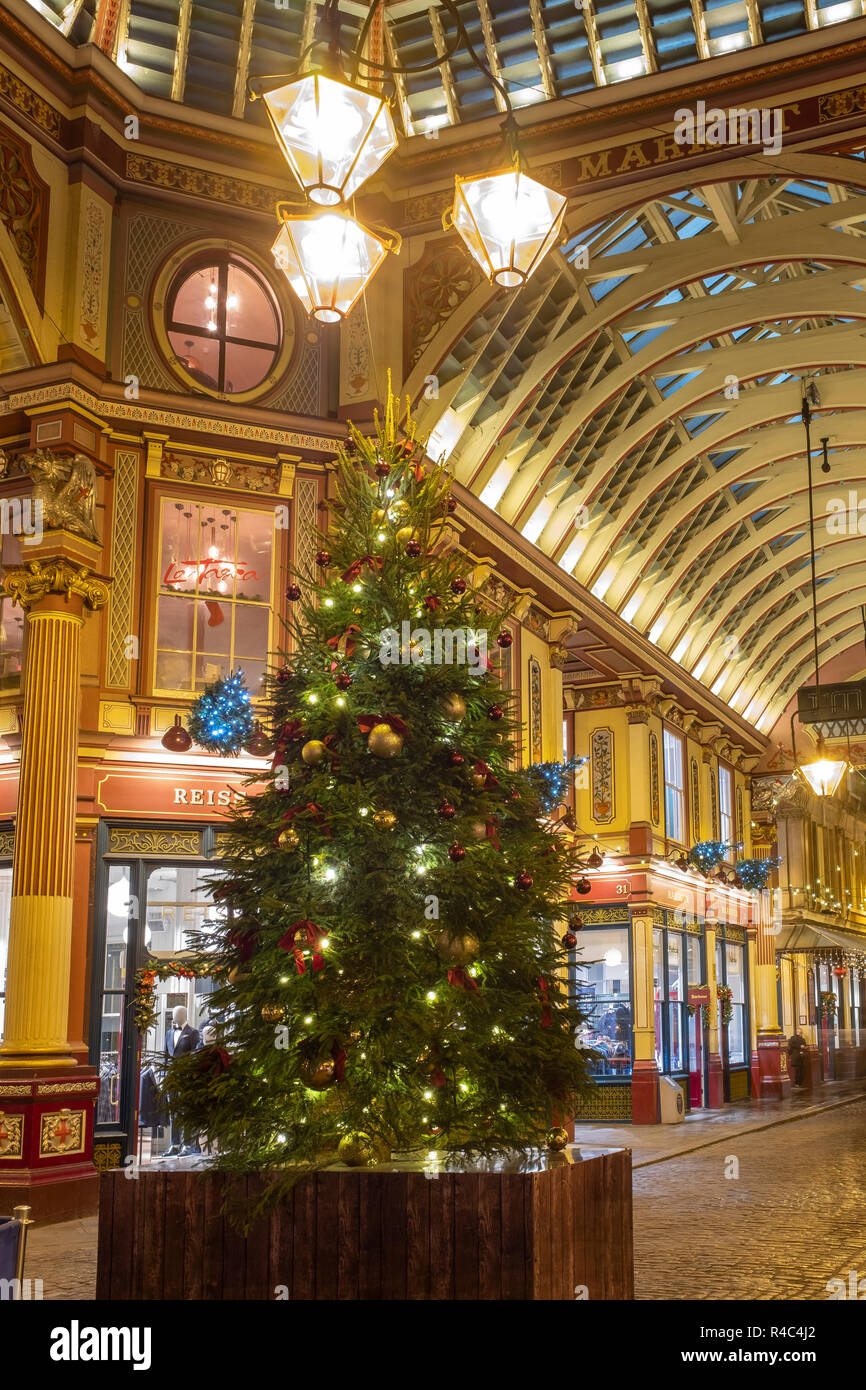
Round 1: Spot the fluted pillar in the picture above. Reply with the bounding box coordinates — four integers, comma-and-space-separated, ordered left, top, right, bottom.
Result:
0, 558, 110, 1068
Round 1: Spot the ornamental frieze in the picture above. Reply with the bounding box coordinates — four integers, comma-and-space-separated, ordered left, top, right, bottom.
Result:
0, 115, 49, 301
161, 452, 279, 495
125, 152, 279, 212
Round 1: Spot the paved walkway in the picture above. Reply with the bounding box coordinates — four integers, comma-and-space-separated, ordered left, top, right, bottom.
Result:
15, 1080, 866, 1300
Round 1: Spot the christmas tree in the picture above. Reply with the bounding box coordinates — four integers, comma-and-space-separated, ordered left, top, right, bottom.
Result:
164, 386, 594, 1199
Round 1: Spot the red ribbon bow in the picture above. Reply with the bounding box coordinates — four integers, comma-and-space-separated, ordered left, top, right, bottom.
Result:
198, 1046, 231, 1076
539, 976, 552, 1028
227, 928, 258, 962
447, 966, 479, 993
473, 760, 500, 790
485, 817, 500, 850
272, 720, 304, 768
326, 624, 362, 660
282, 803, 332, 838
278, 918, 328, 975
423, 595, 441, 612
357, 714, 409, 738
341, 555, 383, 584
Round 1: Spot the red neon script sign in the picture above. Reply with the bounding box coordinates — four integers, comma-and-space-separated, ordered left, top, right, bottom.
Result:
163, 558, 259, 587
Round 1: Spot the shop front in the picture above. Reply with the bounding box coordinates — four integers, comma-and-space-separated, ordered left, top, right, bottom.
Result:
570, 862, 755, 1122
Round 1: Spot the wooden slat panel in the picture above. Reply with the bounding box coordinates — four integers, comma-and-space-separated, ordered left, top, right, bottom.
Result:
453, 1173, 480, 1300
202, 1174, 225, 1301
221, 1177, 248, 1301
429, 1173, 454, 1299
337, 1171, 360, 1300
620, 1151, 635, 1299
359, 1172, 384, 1300
95, 1172, 116, 1300
500, 1172, 526, 1300
162, 1170, 189, 1300
315, 1171, 339, 1299
269, 1186, 293, 1302
529, 1167, 553, 1300
130, 1164, 149, 1299
182, 1170, 206, 1301
476, 1172, 501, 1301
570, 1159, 589, 1299
406, 1172, 430, 1300
243, 1179, 271, 1300
292, 1176, 316, 1299
581, 1151, 605, 1300
381, 1170, 408, 1299
548, 1165, 567, 1299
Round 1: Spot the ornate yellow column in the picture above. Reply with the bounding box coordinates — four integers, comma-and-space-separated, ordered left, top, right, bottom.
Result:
0, 559, 109, 1066
629, 908, 660, 1123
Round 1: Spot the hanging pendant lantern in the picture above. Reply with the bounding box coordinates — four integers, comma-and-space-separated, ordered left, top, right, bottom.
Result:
161, 715, 192, 753
272, 207, 399, 323
262, 72, 397, 206
799, 753, 849, 798
445, 163, 567, 289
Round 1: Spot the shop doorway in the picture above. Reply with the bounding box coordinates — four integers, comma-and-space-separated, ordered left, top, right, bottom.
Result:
688, 1010, 704, 1109
92, 844, 227, 1162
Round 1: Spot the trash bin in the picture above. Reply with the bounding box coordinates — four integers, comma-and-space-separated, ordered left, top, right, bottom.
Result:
659, 1076, 685, 1123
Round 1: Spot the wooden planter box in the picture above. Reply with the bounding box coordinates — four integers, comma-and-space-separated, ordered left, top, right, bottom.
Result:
97, 1148, 632, 1301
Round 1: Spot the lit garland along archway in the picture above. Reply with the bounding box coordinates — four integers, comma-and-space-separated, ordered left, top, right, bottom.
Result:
411, 168, 866, 734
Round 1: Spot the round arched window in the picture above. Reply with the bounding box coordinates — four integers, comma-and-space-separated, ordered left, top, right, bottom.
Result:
165, 253, 283, 396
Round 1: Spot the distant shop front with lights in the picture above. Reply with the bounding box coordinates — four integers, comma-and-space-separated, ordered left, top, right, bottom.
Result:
568, 863, 755, 1124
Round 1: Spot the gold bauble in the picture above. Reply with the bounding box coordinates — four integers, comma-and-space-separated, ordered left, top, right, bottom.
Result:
468, 820, 487, 840
547, 1127, 569, 1152
441, 693, 466, 721
436, 929, 480, 966
368, 723, 403, 758
278, 827, 300, 850
261, 1003, 285, 1024
395, 526, 418, 547
300, 1057, 336, 1091
301, 739, 327, 765
337, 1132, 377, 1167
372, 508, 387, 525
373, 809, 397, 829
388, 499, 409, 521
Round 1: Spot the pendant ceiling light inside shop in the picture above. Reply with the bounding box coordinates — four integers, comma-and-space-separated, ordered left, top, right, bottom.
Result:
447, 163, 567, 289
272, 206, 397, 323
261, 72, 398, 207
251, 0, 568, 324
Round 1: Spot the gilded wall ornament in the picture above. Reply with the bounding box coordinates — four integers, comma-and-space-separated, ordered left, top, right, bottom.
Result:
0, 1110, 23, 1158
3, 557, 110, 611
24, 449, 100, 543
590, 726, 614, 823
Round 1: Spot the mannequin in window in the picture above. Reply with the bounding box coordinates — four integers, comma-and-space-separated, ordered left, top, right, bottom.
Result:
164, 1005, 200, 1156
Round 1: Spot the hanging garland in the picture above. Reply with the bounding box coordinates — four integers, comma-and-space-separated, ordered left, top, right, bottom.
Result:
187, 670, 255, 755
734, 857, 781, 891
820, 991, 838, 1019
133, 958, 224, 1033
717, 984, 733, 1028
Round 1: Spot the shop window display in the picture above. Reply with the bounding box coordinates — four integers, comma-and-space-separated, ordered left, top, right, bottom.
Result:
155, 498, 274, 695
94, 858, 227, 1160
716, 938, 747, 1065
653, 927, 687, 1073
575, 926, 632, 1076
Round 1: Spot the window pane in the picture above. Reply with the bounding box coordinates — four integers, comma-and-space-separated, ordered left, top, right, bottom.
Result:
156, 650, 194, 691
96, 999, 124, 1125
196, 599, 231, 656
224, 343, 277, 394
104, 865, 132, 990
226, 263, 279, 344
171, 264, 220, 330
233, 604, 269, 659
728, 1005, 746, 1064
168, 330, 219, 389
195, 652, 229, 688
667, 931, 684, 1003
235, 511, 272, 601
725, 943, 745, 1004
653, 928, 664, 1070
578, 927, 632, 1077
668, 1002, 685, 1070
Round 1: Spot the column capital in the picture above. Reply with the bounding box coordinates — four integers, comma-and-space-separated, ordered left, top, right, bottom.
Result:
3, 558, 111, 613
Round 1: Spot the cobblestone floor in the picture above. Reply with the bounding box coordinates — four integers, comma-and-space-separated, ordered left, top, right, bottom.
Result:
16, 1089, 866, 1301
633, 1096, 866, 1300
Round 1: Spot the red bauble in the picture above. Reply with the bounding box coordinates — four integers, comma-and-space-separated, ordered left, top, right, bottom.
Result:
335, 672, 352, 690
315, 550, 331, 567
561, 931, 577, 950
275, 667, 292, 686
447, 496, 457, 513
587, 847, 604, 869
438, 801, 456, 820
496, 631, 513, 649
449, 842, 466, 863
576, 877, 592, 895
285, 583, 302, 602
447, 750, 464, 767
568, 916, 583, 932
515, 871, 533, 890
424, 595, 440, 611
375, 458, 391, 477
405, 540, 422, 558
487, 705, 504, 721
509, 788, 520, 800
450, 578, 467, 595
